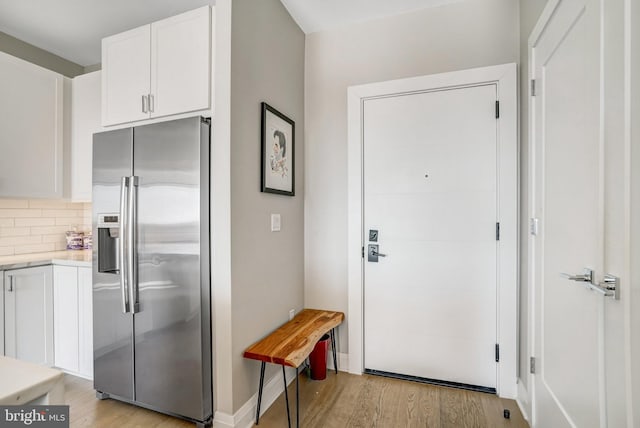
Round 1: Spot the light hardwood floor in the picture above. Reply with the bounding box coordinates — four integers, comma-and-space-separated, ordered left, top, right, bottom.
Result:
64, 372, 529, 427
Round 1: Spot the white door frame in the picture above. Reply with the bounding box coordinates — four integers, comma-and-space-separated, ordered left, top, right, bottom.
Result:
347, 63, 519, 398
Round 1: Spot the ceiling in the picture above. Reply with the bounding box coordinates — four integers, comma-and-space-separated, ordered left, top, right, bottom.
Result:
0, 0, 216, 66
0, 0, 464, 67
281, 0, 465, 34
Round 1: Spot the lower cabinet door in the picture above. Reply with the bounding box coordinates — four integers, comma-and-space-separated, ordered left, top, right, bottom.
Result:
78, 267, 93, 378
4, 266, 54, 366
53, 266, 80, 372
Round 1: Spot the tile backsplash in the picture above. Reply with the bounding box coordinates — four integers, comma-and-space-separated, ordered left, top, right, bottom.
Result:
0, 199, 92, 256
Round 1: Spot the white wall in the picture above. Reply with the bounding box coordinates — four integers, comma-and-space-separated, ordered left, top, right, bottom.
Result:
304, 0, 519, 354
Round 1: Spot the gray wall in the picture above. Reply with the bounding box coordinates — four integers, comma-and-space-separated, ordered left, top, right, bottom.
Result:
518, 0, 548, 400
0, 31, 83, 77
304, 0, 519, 354
229, 0, 305, 412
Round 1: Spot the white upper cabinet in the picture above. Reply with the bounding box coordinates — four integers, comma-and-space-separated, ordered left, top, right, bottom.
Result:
71, 71, 101, 202
0, 52, 64, 198
102, 6, 211, 126
101, 25, 151, 126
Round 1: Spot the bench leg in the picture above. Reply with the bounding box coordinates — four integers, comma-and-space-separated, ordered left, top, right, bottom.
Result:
256, 362, 266, 425
296, 366, 299, 428
283, 366, 292, 428
331, 328, 338, 374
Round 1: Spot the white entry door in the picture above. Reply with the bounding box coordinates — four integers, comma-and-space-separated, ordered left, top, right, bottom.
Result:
363, 84, 499, 389
530, 0, 615, 426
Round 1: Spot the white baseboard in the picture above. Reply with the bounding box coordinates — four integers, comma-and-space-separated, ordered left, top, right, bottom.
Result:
327, 351, 349, 372
213, 353, 351, 428
213, 366, 297, 428
516, 380, 530, 423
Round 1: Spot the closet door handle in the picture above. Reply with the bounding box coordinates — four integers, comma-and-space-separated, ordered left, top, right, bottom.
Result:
142, 95, 148, 113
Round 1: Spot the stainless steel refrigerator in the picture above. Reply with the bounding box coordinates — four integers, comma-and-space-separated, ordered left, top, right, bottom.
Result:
92, 116, 212, 427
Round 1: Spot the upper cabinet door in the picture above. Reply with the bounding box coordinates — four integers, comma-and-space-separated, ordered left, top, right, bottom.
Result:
150, 6, 211, 118
102, 25, 151, 126
0, 52, 63, 198
71, 71, 101, 202
101, 6, 211, 127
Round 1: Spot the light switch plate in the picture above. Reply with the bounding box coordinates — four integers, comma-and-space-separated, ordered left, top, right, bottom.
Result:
271, 214, 281, 232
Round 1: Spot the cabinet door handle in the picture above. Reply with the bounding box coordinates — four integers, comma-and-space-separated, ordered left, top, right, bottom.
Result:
142, 95, 148, 113
148, 94, 154, 113
7, 275, 13, 292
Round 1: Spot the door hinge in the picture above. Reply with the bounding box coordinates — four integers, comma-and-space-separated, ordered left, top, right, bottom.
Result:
530, 357, 536, 374
496, 222, 500, 241
530, 218, 539, 236
495, 100, 500, 119
495, 344, 500, 362
531, 79, 537, 96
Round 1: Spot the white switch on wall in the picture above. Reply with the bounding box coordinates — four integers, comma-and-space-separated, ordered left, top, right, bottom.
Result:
271, 214, 281, 232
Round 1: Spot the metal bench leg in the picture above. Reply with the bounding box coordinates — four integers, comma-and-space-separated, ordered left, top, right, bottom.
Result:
296, 366, 299, 428
283, 366, 291, 428
256, 362, 266, 425
331, 328, 338, 374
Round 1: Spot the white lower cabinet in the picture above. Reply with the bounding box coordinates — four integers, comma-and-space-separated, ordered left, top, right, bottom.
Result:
3, 266, 54, 366
53, 265, 93, 379
77, 267, 93, 377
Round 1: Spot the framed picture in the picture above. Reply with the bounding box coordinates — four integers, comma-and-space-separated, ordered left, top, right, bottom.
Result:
261, 102, 295, 196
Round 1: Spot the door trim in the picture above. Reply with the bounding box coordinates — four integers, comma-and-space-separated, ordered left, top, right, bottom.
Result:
347, 63, 518, 398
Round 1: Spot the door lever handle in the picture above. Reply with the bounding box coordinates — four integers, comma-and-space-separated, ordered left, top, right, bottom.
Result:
589, 274, 619, 300
367, 244, 386, 262
560, 268, 593, 284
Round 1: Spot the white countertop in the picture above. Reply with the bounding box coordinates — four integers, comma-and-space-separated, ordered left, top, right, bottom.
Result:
0, 250, 92, 270
0, 356, 64, 405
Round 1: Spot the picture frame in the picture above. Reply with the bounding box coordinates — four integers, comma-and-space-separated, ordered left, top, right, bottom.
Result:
261, 102, 295, 196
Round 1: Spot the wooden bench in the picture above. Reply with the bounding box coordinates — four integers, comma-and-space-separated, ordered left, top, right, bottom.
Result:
243, 309, 345, 427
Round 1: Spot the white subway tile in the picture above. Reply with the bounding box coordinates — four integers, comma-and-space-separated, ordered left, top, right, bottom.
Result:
56, 217, 86, 226
0, 227, 31, 237
0, 199, 29, 209
14, 218, 56, 227
0, 200, 91, 256
30, 225, 72, 235
14, 243, 56, 255
42, 234, 66, 244
0, 209, 42, 218
28, 200, 71, 209
55, 242, 69, 251
0, 235, 41, 246
40, 209, 78, 217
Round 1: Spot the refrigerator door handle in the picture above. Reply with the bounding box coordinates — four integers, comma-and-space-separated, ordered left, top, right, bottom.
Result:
119, 177, 130, 313
128, 176, 140, 313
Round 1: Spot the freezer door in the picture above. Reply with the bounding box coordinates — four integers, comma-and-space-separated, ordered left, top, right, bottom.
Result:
133, 117, 211, 420
92, 128, 135, 400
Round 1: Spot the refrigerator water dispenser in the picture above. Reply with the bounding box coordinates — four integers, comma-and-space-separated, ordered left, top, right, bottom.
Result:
97, 213, 120, 273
